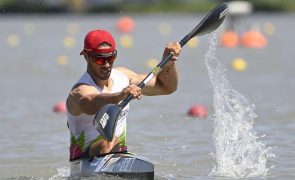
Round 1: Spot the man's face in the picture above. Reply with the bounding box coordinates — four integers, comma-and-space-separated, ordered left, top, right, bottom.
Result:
86, 44, 117, 80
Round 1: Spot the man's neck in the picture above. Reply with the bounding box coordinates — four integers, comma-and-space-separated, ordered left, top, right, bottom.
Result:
87, 69, 112, 90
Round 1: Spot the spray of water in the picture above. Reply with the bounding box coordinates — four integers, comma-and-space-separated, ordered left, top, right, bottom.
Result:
49, 167, 70, 180
205, 32, 275, 178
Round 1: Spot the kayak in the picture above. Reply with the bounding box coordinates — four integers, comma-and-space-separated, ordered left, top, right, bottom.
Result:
70, 152, 154, 179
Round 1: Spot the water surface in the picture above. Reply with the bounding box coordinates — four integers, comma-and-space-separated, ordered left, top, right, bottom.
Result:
0, 13, 294, 179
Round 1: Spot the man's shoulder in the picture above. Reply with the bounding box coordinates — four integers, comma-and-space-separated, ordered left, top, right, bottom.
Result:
114, 66, 137, 80
72, 82, 92, 89
70, 83, 97, 96
114, 66, 131, 73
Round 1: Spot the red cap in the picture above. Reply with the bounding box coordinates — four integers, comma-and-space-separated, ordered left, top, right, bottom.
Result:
81, 30, 116, 55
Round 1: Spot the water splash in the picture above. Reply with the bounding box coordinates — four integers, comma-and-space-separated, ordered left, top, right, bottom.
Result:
205, 32, 275, 178
49, 166, 70, 180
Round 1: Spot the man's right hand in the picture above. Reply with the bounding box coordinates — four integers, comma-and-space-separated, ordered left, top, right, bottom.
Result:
121, 84, 142, 100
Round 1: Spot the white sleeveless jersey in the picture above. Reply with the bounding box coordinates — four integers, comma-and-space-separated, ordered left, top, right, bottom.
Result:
67, 69, 130, 150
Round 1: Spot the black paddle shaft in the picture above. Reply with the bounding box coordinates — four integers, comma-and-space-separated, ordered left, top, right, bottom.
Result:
119, 3, 228, 108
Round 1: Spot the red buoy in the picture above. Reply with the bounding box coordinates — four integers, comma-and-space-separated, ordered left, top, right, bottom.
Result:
117, 16, 135, 33
53, 101, 66, 113
187, 104, 208, 118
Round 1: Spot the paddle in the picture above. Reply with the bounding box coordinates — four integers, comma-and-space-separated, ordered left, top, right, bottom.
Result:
94, 3, 228, 141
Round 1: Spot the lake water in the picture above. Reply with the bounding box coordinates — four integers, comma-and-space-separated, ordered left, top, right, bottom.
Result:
0, 13, 294, 179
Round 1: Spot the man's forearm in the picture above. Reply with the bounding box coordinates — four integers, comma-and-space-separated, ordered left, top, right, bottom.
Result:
157, 61, 178, 94
79, 92, 124, 115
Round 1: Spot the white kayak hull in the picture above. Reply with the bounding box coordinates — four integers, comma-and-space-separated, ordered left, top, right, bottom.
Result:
70, 152, 154, 179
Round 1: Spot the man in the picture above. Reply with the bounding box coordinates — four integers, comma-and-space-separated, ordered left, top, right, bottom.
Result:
66, 29, 181, 161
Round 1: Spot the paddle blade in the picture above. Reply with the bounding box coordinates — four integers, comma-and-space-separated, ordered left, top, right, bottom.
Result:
180, 3, 228, 46
93, 104, 122, 141
196, 3, 228, 36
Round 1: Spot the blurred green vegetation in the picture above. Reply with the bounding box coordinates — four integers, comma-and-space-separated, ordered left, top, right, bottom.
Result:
120, 0, 295, 13
247, 0, 295, 12
118, 0, 218, 13
0, 0, 295, 13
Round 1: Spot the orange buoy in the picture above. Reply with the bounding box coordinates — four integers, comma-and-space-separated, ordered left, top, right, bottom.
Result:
117, 16, 135, 33
220, 30, 239, 48
187, 104, 208, 118
240, 30, 267, 48
53, 101, 66, 113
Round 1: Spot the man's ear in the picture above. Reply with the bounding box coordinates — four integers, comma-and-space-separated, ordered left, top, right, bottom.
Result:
82, 52, 90, 61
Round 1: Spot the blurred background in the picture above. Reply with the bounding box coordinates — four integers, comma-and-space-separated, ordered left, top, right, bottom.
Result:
1, 0, 295, 13
1, 0, 295, 179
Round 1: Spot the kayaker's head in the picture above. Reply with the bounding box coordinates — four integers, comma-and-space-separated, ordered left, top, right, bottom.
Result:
81, 30, 117, 80
80, 29, 116, 56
